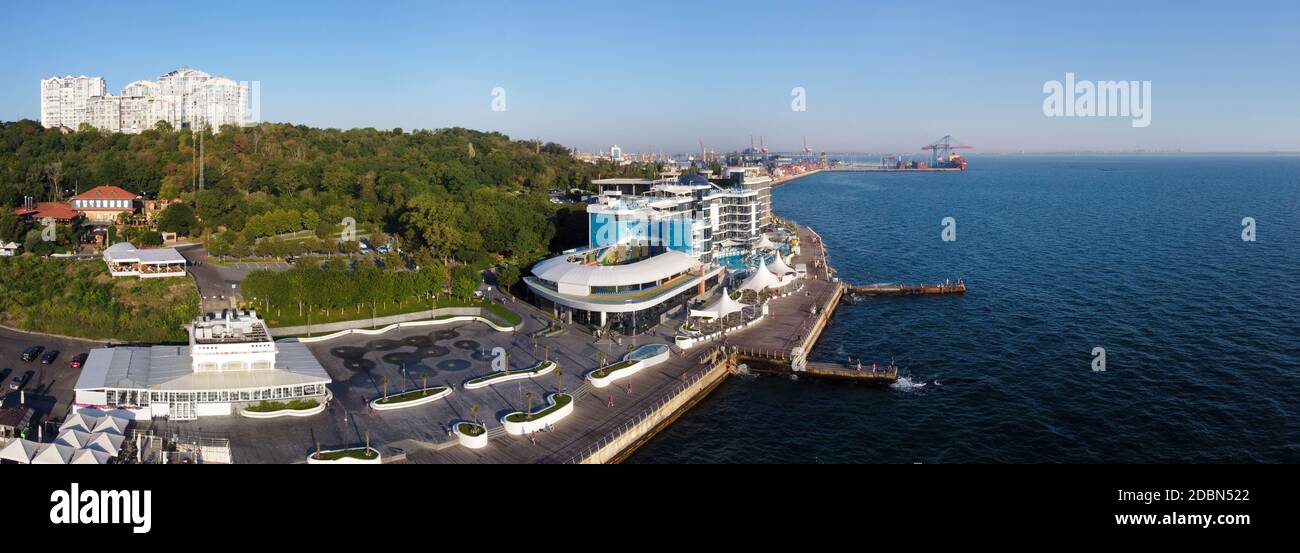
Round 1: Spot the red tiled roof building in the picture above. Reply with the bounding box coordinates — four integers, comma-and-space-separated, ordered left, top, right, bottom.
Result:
69, 185, 139, 223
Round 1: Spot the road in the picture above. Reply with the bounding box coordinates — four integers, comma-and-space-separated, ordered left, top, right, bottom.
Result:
176, 245, 292, 314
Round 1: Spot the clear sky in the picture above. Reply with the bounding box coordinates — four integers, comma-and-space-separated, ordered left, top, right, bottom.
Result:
3, 0, 1298, 153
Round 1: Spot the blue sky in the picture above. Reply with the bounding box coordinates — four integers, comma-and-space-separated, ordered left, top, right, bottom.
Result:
3, 0, 1298, 153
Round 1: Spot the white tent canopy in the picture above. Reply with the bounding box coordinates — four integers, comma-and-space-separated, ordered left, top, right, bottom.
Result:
768, 253, 795, 278
60, 409, 129, 436
55, 429, 95, 449
71, 449, 112, 465
690, 287, 749, 320
87, 433, 125, 456
755, 234, 777, 250
0, 439, 40, 464
32, 443, 76, 464
739, 258, 783, 292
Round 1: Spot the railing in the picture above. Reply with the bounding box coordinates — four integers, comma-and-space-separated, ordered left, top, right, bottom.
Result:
734, 346, 791, 361
565, 357, 723, 464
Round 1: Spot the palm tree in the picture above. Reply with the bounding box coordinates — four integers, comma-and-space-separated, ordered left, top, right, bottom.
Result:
469, 404, 479, 425
420, 371, 429, 394
596, 350, 607, 367
543, 344, 552, 363
380, 375, 390, 400
525, 391, 535, 419
554, 366, 563, 394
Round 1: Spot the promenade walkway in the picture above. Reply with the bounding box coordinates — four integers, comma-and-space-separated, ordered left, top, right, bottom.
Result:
725, 221, 843, 360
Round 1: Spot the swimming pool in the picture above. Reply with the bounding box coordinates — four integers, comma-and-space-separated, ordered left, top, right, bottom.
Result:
716, 248, 789, 272
625, 343, 670, 361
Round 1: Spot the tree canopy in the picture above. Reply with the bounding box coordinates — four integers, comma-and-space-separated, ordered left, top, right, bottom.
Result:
0, 120, 659, 267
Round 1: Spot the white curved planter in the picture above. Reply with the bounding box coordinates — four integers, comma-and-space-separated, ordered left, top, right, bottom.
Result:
240, 390, 331, 419
369, 387, 452, 411
464, 360, 556, 390
241, 401, 326, 419
501, 394, 574, 435
587, 346, 670, 388
307, 448, 382, 464
587, 360, 642, 388
453, 423, 489, 449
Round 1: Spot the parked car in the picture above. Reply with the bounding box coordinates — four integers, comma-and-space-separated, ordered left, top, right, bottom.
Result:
9, 370, 33, 390
40, 350, 60, 364
20, 346, 44, 362
69, 353, 88, 369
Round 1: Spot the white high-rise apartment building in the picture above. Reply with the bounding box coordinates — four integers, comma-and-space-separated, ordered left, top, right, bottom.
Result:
40, 75, 106, 129
40, 67, 248, 134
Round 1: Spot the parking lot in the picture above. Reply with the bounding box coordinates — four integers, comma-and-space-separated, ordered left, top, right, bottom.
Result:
0, 326, 102, 433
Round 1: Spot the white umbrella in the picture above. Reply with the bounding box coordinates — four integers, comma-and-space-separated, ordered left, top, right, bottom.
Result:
71, 448, 112, 464
60, 411, 98, 434
91, 414, 129, 436
0, 439, 40, 464
32, 443, 76, 464
87, 433, 125, 457
55, 428, 93, 449
755, 234, 776, 250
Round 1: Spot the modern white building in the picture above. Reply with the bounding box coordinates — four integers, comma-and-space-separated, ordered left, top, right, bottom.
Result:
73, 310, 332, 420
587, 170, 773, 261
102, 242, 187, 278
41, 67, 247, 133
525, 245, 724, 335
40, 75, 106, 130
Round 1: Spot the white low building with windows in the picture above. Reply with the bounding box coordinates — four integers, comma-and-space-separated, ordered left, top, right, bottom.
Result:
103, 242, 187, 278
525, 245, 724, 335
73, 310, 331, 420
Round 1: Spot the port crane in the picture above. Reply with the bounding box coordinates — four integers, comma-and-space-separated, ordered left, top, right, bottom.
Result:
922, 135, 972, 168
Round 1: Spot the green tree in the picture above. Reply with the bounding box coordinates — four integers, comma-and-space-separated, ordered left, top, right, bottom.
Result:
497, 265, 521, 292
158, 203, 199, 236
0, 208, 25, 243
450, 265, 480, 301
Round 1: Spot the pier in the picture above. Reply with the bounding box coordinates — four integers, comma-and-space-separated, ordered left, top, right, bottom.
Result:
802, 361, 898, 383
849, 280, 966, 296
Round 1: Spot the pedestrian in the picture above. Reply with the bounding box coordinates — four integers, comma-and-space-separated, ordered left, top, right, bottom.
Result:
607, 395, 614, 407
626, 382, 632, 395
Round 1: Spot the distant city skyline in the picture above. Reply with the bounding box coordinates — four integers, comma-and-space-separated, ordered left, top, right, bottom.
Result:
3, 0, 1299, 153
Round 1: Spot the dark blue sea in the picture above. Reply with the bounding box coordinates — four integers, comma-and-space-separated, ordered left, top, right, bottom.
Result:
630, 155, 1300, 463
